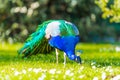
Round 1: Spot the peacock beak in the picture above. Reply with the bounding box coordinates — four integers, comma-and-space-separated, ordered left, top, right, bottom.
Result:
75, 56, 82, 64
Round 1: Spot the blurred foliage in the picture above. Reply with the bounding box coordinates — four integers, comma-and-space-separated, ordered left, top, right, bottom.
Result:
95, 0, 120, 23
0, 0, 120, 43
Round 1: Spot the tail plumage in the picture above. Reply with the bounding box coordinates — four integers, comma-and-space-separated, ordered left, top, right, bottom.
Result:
18, 20, 53, 57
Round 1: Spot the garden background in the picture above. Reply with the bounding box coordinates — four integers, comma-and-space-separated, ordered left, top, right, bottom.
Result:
0, 0, 120, 80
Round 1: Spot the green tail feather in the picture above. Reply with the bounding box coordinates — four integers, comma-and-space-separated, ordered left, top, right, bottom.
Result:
18, 20, 53, 57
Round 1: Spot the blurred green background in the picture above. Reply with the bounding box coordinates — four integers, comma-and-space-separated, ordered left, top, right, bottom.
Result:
0, 0, 120, 43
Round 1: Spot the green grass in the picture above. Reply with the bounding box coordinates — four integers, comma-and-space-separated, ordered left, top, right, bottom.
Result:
0, 43, 120, 80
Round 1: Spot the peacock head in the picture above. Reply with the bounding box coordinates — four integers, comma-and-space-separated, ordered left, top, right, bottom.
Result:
66, 50, 82, 64
75, 50, 83, 64
75, 56, 82, 64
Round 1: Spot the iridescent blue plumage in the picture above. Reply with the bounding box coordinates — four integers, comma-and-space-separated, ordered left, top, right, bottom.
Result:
18, 20, 81, 63
49, 35, 80, 62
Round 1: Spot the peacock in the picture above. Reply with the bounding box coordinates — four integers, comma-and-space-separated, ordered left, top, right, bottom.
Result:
18, 20, 81, 64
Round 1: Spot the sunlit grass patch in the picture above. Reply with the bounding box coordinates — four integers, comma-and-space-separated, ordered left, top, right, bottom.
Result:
0, 42, 22, 51
0, 43, 120, 80
1, 63, 120, 80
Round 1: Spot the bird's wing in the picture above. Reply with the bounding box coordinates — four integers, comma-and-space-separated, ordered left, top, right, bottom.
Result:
44, 20, 79, 38
18, 20, 53, 57
59, 20, 79, 36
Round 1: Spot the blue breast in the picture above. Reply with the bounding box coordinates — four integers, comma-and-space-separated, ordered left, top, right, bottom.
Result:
48, 35, 80, 52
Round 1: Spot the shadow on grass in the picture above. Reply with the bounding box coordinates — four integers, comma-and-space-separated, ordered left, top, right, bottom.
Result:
0, 50, 19, 62
0, 49, 120, 67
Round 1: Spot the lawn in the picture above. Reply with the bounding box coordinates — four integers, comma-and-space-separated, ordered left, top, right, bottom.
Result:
0, 43, 120, 80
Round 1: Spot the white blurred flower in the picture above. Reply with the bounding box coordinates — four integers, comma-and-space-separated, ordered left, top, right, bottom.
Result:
14, 71, 20, 76
109, 69, 113, 73
20, 6, 27, 13
11, 7, 20, 13
1, 70, 5, 73
49, 69, 56, 74
78, 66, 84, 73
5, 75, 10, 80
101, 72, 106, 80
105, 66, 112, 72
112, 75, 120, 80
28, 68, 33, 71
31, 2, 40, 9
79, 74, 85, 79
38, 74, 46, 80
93, 77, 98, 80
91, 62, 96, 66
11, 68, 15, 70
33, 68, 39, 74
11, 6, 27, 13
92, 66, 96, 69
65, 70, 71, 75
65, 70, 74, 76
27, 8, 33, 17
71, 0, 77, 7
38, 68, 42, 71
22, 69, 26, 74
80, 66, 84, 70
69, 73, 74, 77
115, 46, 120, 52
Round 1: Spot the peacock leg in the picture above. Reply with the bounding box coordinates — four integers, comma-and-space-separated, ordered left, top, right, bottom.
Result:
63, 52, 66, 65
55, 48, 59, 64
